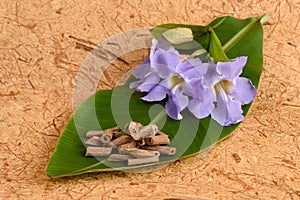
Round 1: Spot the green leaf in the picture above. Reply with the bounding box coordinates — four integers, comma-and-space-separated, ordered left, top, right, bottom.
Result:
151, 24, 209, 51
46, 15, 267, 177
162, 27, 194, 44
208, 27, 230, 62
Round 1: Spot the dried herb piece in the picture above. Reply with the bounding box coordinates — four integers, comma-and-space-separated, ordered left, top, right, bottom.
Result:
124, 121, 142, 140
86, 130, 103, 138
119, 140, 137, 149
119, 148, 160, 158
113, 131, 126, 138
139, 124, 158, 138
145, 134, 170, 145
85, 147, 112, 157
103, 127, 119, 141
109, 135, 133, 147
99, 134, 110, 144
142, 145, 176, 155
85, 136, 102, 146
127, 156, 159, 166
107, 154, 134, 162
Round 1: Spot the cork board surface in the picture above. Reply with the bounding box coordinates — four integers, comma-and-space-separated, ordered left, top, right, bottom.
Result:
1, 0, 299, 199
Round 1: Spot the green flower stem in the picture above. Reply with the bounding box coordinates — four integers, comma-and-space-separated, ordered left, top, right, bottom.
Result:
223, 14, 269, 53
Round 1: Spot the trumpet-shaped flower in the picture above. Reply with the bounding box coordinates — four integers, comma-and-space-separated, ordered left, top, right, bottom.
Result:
130, 39, 210, 120
205, 56, 257, 126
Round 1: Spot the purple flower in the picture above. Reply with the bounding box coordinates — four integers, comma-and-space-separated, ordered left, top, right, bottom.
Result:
176, 60, 215, 119
130, 39, 208, 120
129, 38, 177, 92
205, 56, 257, 126
139, 48, 191, 120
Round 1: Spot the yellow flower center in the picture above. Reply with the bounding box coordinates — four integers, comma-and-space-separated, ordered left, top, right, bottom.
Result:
168, 74, 184, 90
214, 80, 233, 100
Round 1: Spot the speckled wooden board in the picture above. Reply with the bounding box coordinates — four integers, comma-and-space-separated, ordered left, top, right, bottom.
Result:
1, 0, 299, 199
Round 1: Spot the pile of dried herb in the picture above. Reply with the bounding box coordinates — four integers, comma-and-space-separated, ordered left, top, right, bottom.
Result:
84, 121, 176, 166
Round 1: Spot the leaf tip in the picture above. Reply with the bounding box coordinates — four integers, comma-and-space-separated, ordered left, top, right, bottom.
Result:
260, 14, 270, 24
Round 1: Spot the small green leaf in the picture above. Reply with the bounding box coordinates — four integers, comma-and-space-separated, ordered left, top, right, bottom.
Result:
208, 27, 230, 62
151, 24, 209, 50
162, 27, 194, 44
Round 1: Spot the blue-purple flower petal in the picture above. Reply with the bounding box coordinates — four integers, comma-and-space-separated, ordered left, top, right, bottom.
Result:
216, 56, 247, 80
136, 73, 160, 92
203, 62, 220, 88
211, 95, 244, 126
188, 92, 214, 119
176, 58, 207, 80
141, 84, 168, 102
129, 80, 143, 89
152, 49, 180, 76
165, 89, 189, 120
232, 77, 257, 104
132, 57, 151, 79
182, 78, 205, 98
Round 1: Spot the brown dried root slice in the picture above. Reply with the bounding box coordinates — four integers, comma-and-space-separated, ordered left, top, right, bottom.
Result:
108, 135, 133, 147
85, 136, 103, 146
107, 154, 134, 162
144, 134, 170, 145
119, 148, 160, 158
85, 131, 111, 144
139, 124, 158, 138
125, 121, 158, 140
86, 130, 103, 138
127, 156, 159, 166
142, 146, 176, 156
85, 147, 112, 157
124, 121, 142, 140
99, 134, 110, 144
103, 126, 119, 141
113, 131, 127, 138
157, 146, 176, 156
137, 138, 146, 147
119, 139, 137, 149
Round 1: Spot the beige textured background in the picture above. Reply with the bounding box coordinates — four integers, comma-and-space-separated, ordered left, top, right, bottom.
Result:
1, 0, 299, 199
